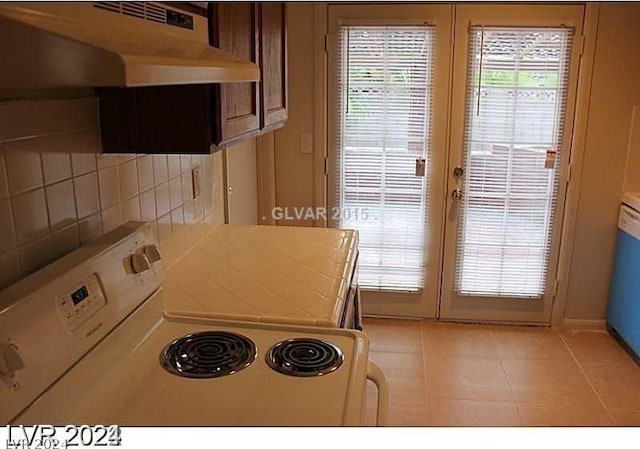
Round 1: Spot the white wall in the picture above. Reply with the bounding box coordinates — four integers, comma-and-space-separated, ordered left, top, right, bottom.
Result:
563, 3, 640, 319
273, 3, 316, 227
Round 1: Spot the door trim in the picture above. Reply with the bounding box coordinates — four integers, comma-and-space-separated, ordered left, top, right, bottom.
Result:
313, 2, 329, 228
550, 2, 600, 326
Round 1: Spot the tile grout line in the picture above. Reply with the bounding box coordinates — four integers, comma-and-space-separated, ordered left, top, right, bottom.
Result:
489, 328, 525, 426
422, 325, 524, 407
418, 322, 431, 425
558, 330, 616, 424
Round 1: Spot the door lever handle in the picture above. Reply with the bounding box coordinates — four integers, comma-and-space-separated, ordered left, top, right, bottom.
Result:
451, 189, 464, 201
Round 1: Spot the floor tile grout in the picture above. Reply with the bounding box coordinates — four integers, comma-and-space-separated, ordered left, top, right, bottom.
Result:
423, 324, 520, 406
488, 327, 525, 425
364, 319, 638, 425
418, 322, 431, 425
557, 331, 616, 424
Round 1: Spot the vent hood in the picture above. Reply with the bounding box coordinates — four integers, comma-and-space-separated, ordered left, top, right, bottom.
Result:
0, 2, 260, 88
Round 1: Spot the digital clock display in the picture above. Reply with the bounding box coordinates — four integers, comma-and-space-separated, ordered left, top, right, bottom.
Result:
71, 286, 89, 305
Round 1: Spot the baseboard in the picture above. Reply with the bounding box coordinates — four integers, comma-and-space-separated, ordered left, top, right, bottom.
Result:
362, 315, 608, 330
361, 313, 424, 322
561, 318, 607, 330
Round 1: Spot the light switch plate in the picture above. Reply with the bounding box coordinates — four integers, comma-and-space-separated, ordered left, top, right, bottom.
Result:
300, 133, 313, 154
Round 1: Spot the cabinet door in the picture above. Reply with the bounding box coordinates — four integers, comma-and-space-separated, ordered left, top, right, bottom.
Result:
259, 2, 288, 130
209, 2, 261, 146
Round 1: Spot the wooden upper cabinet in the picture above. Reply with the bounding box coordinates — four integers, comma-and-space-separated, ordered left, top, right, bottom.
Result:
259, 2, 288, 131
209, 2, 261, 146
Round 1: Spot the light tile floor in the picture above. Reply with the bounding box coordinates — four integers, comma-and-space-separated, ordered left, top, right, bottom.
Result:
361, 318, 640, 426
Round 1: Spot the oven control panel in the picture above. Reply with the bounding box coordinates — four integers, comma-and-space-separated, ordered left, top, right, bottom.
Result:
55, 274, 106, 333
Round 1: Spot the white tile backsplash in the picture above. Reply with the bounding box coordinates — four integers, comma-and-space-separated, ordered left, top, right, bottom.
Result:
50, 223, 79, 260
122, 195, 141, 222
71, 152, 96, 176
139, 188, 156, 221
118, 158, 138, 200
45, 180, 76, 230
153, 154, 169, 185
98, 165, 120, 209
180, 154, 192, 172
0, 198, 16, 254
4, 139, 44, 194
78, 213, 102, 244
96, 153, 118, 170
74, 172, 100, 219
137, 155, 154, 191
0, 96, 226, 290
19, 234, 53, 274
155, 181, 171, 217
168, 155, 181, 179
169, 176, 183, 210
12, 188, 49, 244
0, 251, 20, 288
101, 204, 122, 233
181, 172, 194, 202
42, 151, 72, 185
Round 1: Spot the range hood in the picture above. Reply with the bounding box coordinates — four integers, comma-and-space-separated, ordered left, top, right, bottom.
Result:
0, 2, 260, 88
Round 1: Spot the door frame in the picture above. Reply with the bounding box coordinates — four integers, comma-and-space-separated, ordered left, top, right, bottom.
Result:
324, 3, 454, 319
549, 3, 599, 326
312, 2, 600, 325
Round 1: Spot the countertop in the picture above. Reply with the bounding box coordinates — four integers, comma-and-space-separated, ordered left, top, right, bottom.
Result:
162, 225, 359, 327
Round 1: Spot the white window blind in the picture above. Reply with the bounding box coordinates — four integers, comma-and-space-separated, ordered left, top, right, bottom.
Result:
455, 26, 573, 298
336, 25, 435, 291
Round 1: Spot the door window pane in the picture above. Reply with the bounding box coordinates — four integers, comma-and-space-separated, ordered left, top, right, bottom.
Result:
336, 25, 435, 291
455, 27, 574, 298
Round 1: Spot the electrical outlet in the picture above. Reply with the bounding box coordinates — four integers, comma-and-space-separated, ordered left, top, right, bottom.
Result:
300, 133, 313, 154
191, 166, 201, 199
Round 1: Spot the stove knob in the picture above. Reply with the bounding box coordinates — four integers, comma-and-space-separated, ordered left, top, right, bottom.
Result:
129, 253, 151, 274
143, 244, 162, 264
0, 343, 24, 377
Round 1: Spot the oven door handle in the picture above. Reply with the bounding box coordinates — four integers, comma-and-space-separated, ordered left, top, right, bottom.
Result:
366, 360, 389, 426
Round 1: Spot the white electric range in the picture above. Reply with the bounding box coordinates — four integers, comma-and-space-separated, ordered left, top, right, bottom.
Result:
0, 222, 387, 426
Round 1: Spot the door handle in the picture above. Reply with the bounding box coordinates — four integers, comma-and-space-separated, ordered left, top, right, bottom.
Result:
451, 189, 464, 201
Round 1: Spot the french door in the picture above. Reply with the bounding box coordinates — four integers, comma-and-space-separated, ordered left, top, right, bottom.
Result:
441, 4, 584, 323
328, 4, 453, 318
328, 4, 584, 323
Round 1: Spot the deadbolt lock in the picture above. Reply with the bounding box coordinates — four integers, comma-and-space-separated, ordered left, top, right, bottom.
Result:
453, 166, 464, 178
